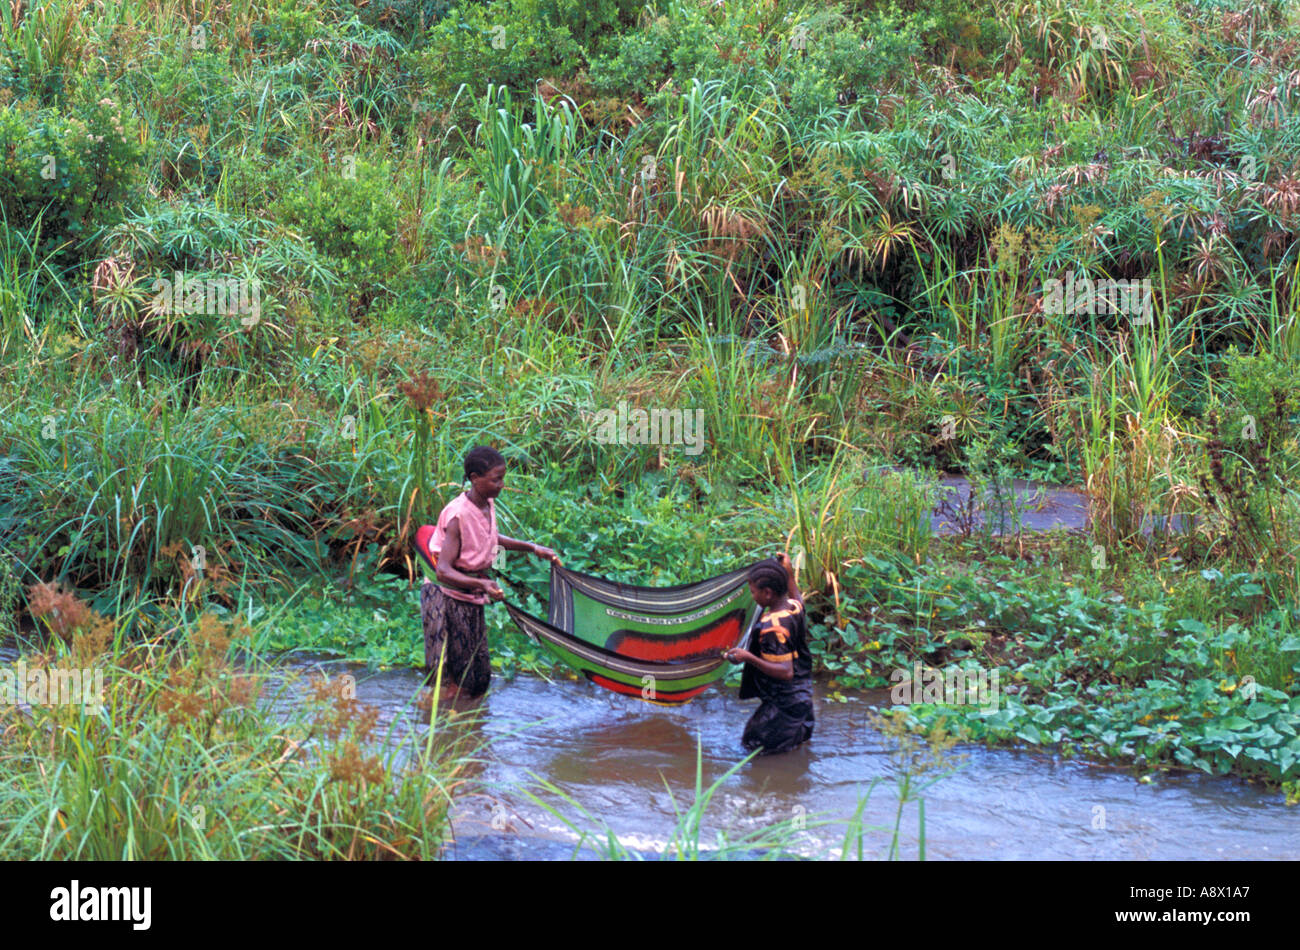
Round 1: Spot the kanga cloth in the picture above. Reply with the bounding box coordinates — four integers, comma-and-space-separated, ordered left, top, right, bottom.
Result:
421, 579, 492, 697
504, 562, 760, 706
738, 598, 815, 754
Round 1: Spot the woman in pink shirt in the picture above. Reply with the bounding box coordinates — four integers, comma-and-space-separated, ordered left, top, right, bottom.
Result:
419, 446, 559, 697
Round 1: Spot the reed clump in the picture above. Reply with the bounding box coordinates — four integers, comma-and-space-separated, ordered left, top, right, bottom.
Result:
0, 590, 477, 859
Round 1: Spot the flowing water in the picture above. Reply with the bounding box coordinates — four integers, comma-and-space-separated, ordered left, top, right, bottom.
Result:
5, 633, 1295, 860
929, 474, 1090, 534
272, 653, 1298, 860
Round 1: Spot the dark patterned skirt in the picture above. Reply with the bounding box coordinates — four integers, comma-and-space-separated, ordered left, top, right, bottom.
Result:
741, 698, 815, 755
420, 580, 491, 697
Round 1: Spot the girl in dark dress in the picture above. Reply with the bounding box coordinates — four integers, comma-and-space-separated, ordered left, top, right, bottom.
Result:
723, 554, 815, 755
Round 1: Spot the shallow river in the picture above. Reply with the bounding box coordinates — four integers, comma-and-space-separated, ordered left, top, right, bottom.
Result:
4, 633, 1295, 860
279, 653, 1298, 860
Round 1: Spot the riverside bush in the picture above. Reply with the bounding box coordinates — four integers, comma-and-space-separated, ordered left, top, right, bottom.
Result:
0, 95, 143, 260
272, 159, 399, 311
414, 0, 628, 108
0, 600, 476, 858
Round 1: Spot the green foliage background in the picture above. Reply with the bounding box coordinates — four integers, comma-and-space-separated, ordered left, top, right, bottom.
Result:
1, 0, 1299, 787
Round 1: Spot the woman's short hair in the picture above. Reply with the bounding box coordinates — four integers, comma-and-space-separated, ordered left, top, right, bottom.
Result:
464, 445, 506, 480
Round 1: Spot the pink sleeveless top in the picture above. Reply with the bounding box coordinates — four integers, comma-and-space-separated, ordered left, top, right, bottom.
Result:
429, 492, 499, 604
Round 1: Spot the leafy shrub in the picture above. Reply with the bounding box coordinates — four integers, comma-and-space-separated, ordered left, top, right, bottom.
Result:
0, 95, 143, 261
536, 0, 643, 55
272, 159, 398, 310
251, 0, 336, 52
96, 200, 339, 366
414, 0, 635, 109
585, 2, 723, 96
1219, 348, 1300, 468
1197, 349, 1300, 585
587, 0, 927, 111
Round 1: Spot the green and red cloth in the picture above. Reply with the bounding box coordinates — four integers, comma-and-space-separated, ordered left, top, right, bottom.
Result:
505, 563, 758, 706
416, 523, 757, 705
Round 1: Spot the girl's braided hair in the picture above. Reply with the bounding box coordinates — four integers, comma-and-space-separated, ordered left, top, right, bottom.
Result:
464, 445, 506, 480
747, 557, 789, 596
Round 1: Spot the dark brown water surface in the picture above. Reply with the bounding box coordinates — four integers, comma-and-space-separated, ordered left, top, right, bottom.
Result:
278, 654, 1299, 860
4, 633, 1294, 860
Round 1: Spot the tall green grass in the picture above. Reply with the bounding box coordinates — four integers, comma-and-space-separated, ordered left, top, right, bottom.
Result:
761, 447, 934, 599
0, 212, 77, 360
0, 600, 476, 858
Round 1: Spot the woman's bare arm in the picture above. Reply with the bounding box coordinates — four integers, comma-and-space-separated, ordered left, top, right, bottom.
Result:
723, 648, 793, 681
778, 552, 802, 603
498, 535, 560, 562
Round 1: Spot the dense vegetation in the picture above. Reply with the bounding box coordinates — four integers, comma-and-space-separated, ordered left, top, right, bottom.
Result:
3, 0, 1300, 843
0, 594, 473, 858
